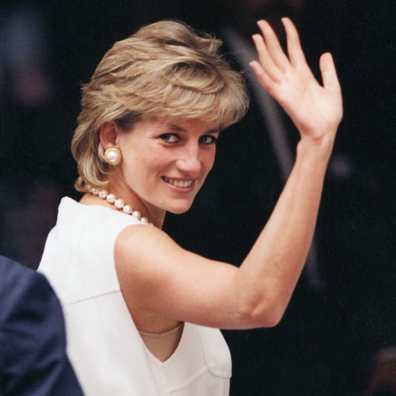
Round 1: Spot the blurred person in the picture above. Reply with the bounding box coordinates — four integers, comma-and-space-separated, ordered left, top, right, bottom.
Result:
365, 348, 396, 396
0, 3, 52, 107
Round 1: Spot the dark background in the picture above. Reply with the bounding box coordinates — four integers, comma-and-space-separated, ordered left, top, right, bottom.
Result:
1, 1, 396, 395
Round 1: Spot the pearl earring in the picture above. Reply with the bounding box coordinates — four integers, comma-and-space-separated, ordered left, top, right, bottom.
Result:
104, 147, 122, 166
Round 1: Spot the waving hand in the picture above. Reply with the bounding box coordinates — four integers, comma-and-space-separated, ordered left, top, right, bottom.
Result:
250, 18, 343, 144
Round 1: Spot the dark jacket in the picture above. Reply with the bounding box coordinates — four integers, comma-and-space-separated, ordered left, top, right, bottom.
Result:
0, 256, 83, 395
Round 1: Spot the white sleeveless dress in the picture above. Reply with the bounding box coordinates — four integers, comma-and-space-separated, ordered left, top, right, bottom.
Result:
39, 197, 231, 396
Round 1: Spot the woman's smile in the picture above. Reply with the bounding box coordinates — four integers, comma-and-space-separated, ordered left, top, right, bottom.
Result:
162, 177, 195, 189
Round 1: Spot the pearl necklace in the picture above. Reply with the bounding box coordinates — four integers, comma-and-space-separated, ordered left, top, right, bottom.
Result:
90, 188, 154, 226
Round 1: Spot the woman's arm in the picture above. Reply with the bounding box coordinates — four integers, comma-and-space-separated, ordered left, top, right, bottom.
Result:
234, 17, 342, 326
115, 18, 342, 330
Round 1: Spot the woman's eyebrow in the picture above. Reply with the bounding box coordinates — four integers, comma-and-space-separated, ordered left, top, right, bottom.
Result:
168, 125, 220, 134
205, 128, 220, 134
169, 125, 187, 132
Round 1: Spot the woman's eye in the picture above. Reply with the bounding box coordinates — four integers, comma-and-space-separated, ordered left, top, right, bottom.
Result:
160, 133, 179, 143
199, 135, 218, 145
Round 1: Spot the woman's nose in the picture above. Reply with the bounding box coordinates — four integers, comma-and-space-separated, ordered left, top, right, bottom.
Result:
176, 144, 201, 176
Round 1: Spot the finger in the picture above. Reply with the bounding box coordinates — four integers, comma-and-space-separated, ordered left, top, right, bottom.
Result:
252, 34, 282, 84
257, 20, 290, 72
282, 18, 306, 67
319, 52, 341, 92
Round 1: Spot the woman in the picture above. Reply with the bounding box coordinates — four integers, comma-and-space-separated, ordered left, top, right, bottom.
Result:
39, 18, 342, 395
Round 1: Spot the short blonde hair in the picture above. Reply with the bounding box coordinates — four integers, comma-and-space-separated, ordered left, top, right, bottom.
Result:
72, 20, 249, 192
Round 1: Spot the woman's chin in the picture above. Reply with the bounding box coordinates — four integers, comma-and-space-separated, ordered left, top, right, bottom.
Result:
166, 202, 193, 215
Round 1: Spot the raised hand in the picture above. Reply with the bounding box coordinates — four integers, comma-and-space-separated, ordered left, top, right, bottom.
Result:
250, 18, 343, 144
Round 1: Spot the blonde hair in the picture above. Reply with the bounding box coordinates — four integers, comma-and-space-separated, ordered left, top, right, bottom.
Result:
72, 20, 249, 192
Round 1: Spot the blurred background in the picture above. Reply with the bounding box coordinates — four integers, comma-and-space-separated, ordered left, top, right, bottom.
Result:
0, 0, 395, 395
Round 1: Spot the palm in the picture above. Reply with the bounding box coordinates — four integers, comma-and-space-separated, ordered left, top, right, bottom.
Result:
250, 18, 343, 142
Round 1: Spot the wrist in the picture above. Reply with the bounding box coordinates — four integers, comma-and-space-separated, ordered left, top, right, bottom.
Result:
296, 133, 335, 165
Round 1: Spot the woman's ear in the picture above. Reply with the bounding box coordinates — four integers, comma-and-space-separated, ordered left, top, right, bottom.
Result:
99, 121, 119, 150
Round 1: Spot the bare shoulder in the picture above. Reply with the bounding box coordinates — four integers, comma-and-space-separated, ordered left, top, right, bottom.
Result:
115, 224, 182, 273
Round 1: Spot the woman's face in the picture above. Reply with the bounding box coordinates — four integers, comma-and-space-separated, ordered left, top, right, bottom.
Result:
116, 118, 220, 216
